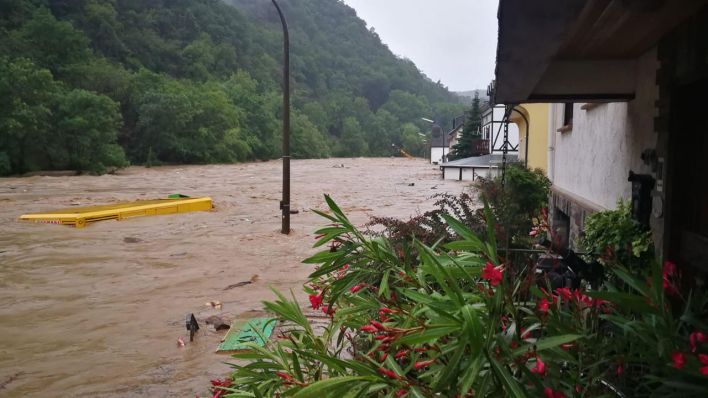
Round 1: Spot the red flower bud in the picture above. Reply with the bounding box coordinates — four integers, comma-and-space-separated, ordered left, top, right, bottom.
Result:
377, 367, 399, 379
360, 325, 378, 334
413, 359, 435, 369
698, 353, 708, 365
349, 284, 364, 293
394, 349, 409, 359
690, 331, 706, 352
671, 352, 685, 369
370, 320, 387, 331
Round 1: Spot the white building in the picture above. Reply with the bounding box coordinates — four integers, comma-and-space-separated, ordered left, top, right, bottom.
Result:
440, 153, 518, 181
429, 124, 449, 165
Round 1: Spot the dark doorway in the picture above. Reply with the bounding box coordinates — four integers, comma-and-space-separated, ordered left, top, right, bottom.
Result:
668, 78, 708, 271
553, 208, 571, 251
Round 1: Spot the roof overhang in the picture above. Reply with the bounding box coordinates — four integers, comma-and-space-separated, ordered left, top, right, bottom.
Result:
494, 0, 708, 103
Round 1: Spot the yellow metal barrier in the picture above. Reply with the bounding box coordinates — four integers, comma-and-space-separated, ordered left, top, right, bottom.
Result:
19, 197, 213, 228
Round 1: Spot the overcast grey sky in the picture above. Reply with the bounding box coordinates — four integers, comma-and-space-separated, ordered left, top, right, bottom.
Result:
342, 0, 498, 92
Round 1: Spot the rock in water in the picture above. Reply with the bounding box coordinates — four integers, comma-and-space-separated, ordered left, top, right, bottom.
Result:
204, 315, 230, 331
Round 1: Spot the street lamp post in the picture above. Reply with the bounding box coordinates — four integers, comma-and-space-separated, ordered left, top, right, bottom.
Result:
272, 0, 290, 235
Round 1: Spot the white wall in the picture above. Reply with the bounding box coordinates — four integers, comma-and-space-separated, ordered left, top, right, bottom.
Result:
483, 106, 521, 155
431, 147, 449, 164
549, 47, 659, 210
442, 167, 500, 181
443, 167, 460, 180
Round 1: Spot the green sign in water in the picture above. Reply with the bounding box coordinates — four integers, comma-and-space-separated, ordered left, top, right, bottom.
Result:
217, 318, 276, 352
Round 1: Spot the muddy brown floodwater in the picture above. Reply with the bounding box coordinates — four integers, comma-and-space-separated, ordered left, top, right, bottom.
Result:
0, 158, 470, 397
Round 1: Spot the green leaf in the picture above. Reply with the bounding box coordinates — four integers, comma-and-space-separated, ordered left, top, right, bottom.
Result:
396, 325, 459, 345
585, 291, 656, 313
486, 353, 527, 398
458, 355, 484, 395
511, 334, 582, 357
611, 266, 649, 296
291, 376, 377, 398
302, 249, 344, 264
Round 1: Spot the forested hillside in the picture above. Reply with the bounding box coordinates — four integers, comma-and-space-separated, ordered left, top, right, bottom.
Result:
0, 0, 465, 175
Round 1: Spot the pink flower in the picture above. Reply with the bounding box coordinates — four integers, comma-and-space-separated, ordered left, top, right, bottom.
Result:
481, 262, 503, 287
538, 297, 550, 314
662, 261, 679, 296
555, 287, 572, 301
690, 331, 706, 352
308, 293, 322, 310
531, 356, 546, 377
696, 353, 708, 377
663, 261, 677, 276
210, 378, 233, 397
671, 352, 685, 369
572, 289, 593, 307
322, 305, 335, 315
544, 387, 566, 398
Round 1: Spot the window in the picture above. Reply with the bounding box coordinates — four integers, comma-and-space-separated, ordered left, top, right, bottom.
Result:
557, 102, 574, 133
563, 102, 574, 126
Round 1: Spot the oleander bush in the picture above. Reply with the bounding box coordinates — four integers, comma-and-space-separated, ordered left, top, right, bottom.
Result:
213, 197, 708, 398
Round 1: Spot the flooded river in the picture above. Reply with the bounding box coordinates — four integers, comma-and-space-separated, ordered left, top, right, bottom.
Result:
0, 158, 468, 397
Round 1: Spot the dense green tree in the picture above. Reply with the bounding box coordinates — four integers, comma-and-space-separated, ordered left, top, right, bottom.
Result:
134, 79, 249, 164
221, 70, 280, 160
337, 117, 368, 157
381, 90, 432, 131
50, 88, 127, 173
0, 0, 467, 175
291, 112, 330, 159
0, 57, 56, 174
14, 7, 90, 74
0, 56, 127, 175
400, 123, 426, 157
